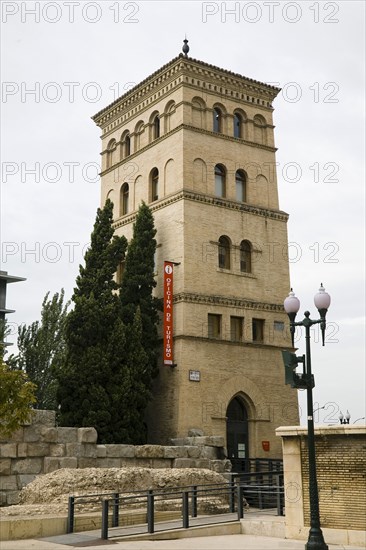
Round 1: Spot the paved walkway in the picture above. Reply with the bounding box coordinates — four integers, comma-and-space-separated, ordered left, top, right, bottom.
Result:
1, 533, 364, 550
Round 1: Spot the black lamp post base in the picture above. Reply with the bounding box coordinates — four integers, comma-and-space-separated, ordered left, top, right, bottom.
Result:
305, 527, 329, 550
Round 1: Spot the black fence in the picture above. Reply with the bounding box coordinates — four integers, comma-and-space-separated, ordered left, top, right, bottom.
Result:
66, 473, 285, 541
100, 482, 246, 540
230, 457, 283, 474
66, 481, 245, 539
231, 471, 284, 511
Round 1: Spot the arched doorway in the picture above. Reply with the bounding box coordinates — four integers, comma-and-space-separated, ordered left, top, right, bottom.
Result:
226, 396, 249, 472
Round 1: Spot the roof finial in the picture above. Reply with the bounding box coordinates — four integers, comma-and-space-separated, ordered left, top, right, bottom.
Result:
182, 36, 189, 58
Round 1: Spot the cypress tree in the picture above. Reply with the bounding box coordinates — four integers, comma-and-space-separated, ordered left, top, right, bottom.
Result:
57, 199, 129, 442
120, 202, 159, 383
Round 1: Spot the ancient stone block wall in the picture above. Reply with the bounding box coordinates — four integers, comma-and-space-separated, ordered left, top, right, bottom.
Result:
0, 411, 231, 506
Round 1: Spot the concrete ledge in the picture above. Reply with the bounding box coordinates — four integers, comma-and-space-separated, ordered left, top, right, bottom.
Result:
0, 516, 67, 541
240, 517, 285, 538
0, 510, 182, 541
276, 424, 366, 437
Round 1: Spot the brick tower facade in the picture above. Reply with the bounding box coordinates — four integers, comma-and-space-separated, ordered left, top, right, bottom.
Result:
92, 51, 299, 463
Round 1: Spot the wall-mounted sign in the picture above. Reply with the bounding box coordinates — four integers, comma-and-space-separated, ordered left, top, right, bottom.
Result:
262, 440, 270, 452
163, 261, 174, 365
189, 370, 200, 382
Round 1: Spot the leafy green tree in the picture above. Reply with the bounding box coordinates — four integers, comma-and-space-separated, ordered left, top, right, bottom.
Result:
12, 290, 69, 410
120, 201, 160, 383
0, 360, 36, 438
57, 199, 129, 443
0, 320, 12, 362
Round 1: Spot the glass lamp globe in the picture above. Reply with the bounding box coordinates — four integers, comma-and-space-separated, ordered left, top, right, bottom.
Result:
284, 289, 300, 314
314, 283, 331, 311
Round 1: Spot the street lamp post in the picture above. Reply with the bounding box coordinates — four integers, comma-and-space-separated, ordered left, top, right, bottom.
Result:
284, 283, 331, 550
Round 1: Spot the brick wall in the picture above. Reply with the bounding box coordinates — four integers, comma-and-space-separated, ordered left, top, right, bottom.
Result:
277, 425, 366, 546
300, 432, 366, 530
0, 410, 231, 506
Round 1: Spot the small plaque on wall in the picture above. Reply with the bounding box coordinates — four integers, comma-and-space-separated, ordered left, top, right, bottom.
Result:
189, 370, 200, 382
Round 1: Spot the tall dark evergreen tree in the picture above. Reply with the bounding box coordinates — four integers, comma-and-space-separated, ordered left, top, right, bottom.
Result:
57, 199, 129, 443
107, 308, 151, 443
120, 202, 159, 383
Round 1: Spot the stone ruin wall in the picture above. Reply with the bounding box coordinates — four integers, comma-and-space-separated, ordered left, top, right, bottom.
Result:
0, 410, 231, 506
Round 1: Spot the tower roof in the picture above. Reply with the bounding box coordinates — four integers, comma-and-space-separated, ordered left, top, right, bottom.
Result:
92, 54, 281, 127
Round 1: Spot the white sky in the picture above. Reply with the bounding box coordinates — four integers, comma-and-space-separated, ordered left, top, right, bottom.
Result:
1, 1, 365, 425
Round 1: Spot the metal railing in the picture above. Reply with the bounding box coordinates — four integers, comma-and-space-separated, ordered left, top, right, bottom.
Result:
66, 481, 245, 539
231, 471, 284, 513
100, 482, 245, 540
66, 473, 285, 540
230, 457, 283, 474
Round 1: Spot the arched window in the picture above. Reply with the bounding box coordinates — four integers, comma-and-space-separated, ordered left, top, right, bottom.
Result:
153, 115, 160, 139
218, 235, 231, 269
213, 107, 222, 133
192, 97, 206, 128
240, 240, 252, 273
253, 114, 267, 144
215, 164, 226, 197
134, 121, 144, 151
235, 170, 246, 202
106, 139, 116, 169
151, 168, 159, 202
165, 101, 176, 133
121, 131, 131, 160
125, 134, 131, 157
120, 183, 129, 215
234, 113, 242, 138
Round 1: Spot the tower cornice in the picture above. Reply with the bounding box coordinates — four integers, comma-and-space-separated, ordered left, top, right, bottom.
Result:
92, 54, 281, 129
173, 292, 286, 312
112, 189, 289, 232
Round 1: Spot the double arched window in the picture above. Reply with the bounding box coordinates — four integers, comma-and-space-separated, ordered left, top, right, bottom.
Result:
215, 164, 226, 197
218, 236, 231, 269
212, 164, 247, 201
217, 237, 252, 273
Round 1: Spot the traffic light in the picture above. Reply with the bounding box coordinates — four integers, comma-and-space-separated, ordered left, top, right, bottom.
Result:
282, 350, 308, 389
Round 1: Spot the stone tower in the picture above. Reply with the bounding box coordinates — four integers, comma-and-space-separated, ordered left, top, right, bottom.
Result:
92, 48, 299, 464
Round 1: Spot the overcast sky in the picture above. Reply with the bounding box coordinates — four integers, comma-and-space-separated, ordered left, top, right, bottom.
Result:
1, 0, 365, 425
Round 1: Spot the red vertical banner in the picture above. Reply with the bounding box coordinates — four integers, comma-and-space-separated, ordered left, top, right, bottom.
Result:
163, 261, 174, 365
